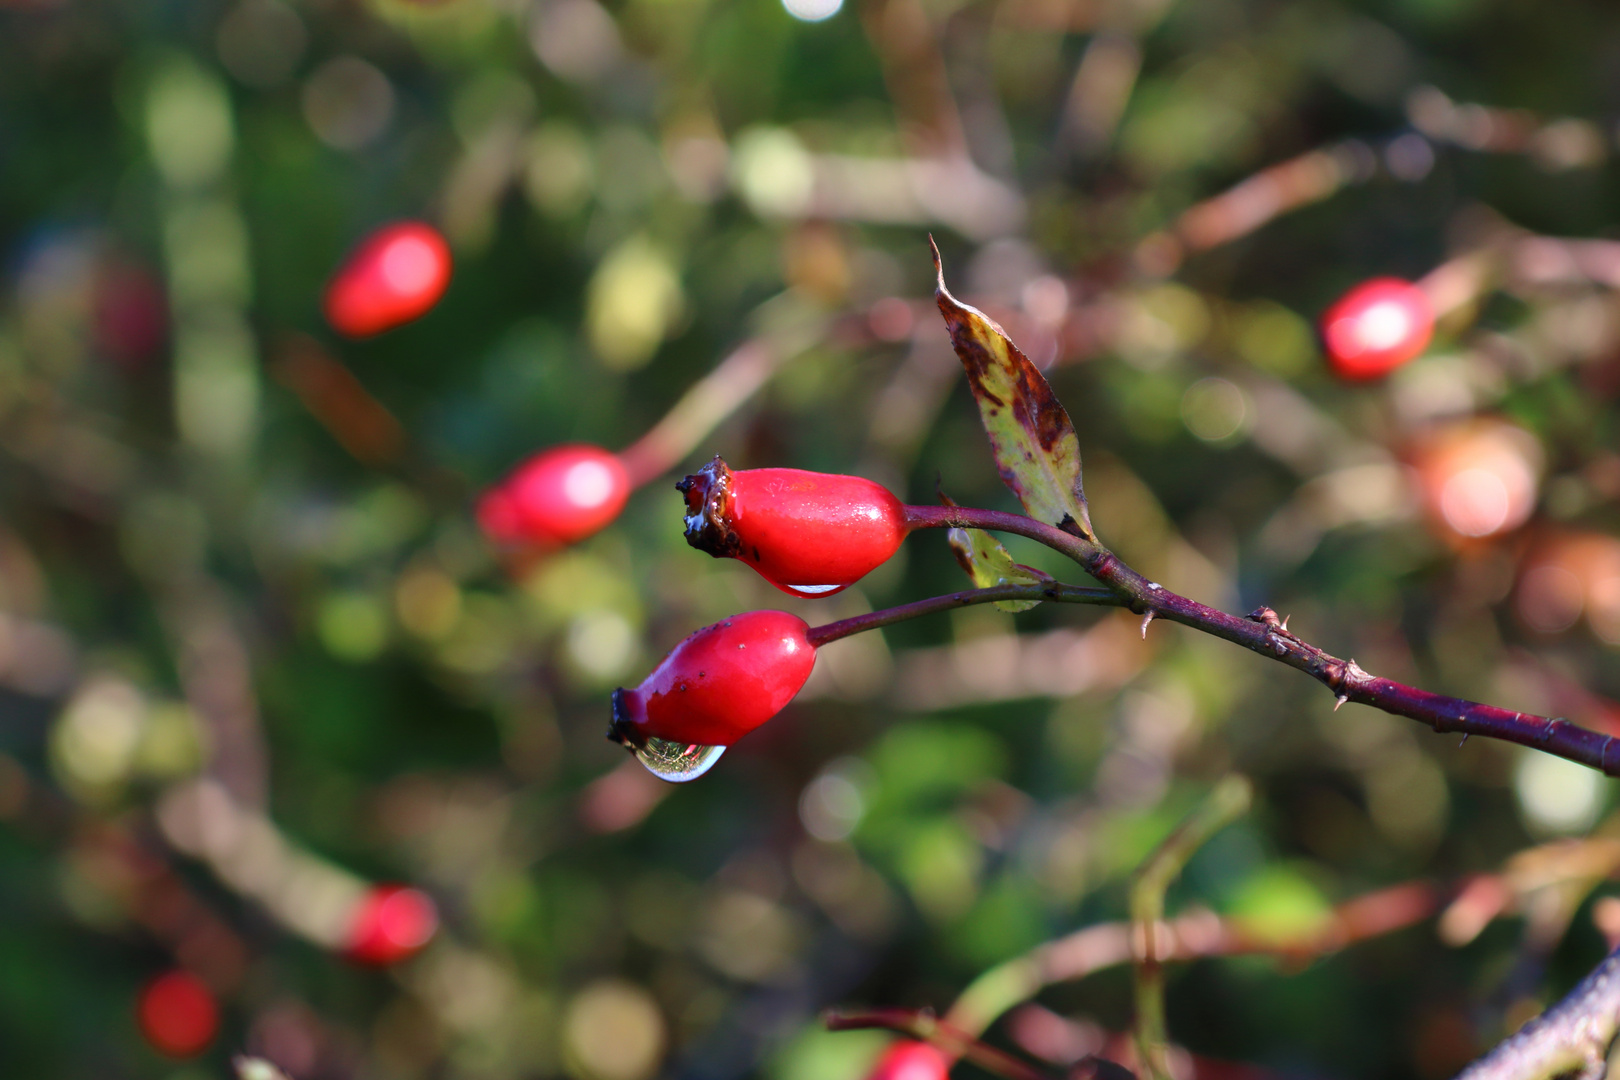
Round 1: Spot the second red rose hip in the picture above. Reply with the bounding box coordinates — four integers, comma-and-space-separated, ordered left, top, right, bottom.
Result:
324, 221, 452, 338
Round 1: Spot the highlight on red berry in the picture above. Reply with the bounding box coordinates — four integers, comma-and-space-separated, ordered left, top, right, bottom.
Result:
346, 884, 439, 966
867, 1040, 950, 1080
1319, 277, 1435, 380
324, 221, 453, 338
610, 610, 817, 755
136, 970, 219, 1059
677, 456, 908, 598
478, 444, 632, 548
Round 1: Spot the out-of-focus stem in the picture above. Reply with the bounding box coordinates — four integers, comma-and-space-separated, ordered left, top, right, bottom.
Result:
805, 581, 1121, 648
617, 339, 780, 489
944, 880, 1442, 1040
1419, 248, 1501, 320
1130, 776, 1252, 1080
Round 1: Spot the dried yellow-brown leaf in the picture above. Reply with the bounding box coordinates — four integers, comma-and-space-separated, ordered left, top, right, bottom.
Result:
932, 239, 1094, 540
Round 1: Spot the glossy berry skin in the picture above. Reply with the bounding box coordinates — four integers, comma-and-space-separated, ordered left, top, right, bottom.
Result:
478, 444, 631, 548
1320, 277, 1435, 381
324, 221, 452, 338
346, 884, 439, 966
610, 610, 816, 748
677, 456, 907, 598
137, 970, 219, 1058
868, 1041, 950, 1080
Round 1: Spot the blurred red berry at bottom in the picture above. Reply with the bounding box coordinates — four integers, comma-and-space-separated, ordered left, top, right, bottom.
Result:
1320, 277, 1434, 381
346, 884, 438, 965
479, 444, 631, 548
323, 221, 452, 338
93, 260, 168, 369
137, 970, 219, 1059
868, 1040, 950, 1080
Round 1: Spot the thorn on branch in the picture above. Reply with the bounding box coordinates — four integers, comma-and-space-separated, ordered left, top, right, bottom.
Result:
1334, 695, 1348, 711
1140, 611, 1155, 639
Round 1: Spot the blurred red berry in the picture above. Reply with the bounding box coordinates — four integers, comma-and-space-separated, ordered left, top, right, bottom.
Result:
323, 221, 452, 338
93, 259, 167, 369
610, 610, 817, 748
346, 884, 438, 965
1413, 419, 1542, 541
868, 1040, 950, 1080
677, 456, 908, 598
136, 970, 219, 1059
1320, 277, 1434, 380
480, 444, 632, 548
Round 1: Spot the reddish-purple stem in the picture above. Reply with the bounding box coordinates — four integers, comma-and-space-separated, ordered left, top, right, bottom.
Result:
901, 503, 1620, 777
806, 581, 1120, 648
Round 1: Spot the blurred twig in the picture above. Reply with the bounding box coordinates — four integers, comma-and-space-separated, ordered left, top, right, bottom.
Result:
272, 335, 406, 467
617, 338, 781, 489
946, 880, 1442, 1039
1129, 777, 1252, 1080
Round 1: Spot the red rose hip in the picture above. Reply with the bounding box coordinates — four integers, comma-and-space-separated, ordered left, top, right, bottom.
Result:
346, 884, 439, 965
1320, 277, 1434, 380
610, 609, 817, 758
137, 970, 219, 1059
677, 456, 907, 598
324, 221, 452, 338
479, 444, 631, 548
868, 1041, 950, 1080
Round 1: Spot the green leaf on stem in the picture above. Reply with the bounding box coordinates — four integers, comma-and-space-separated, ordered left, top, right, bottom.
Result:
941, 492, 1049, 612
931, 238, 1095, 541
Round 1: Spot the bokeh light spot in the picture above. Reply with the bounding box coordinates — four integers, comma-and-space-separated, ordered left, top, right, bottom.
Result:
783, 0, 843, 22
1515, 750, 1606, 835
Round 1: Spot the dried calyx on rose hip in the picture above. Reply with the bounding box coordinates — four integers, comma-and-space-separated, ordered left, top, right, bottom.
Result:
676, 456, 907, 598
609, 610, 817, 781
477, 443, 631, 548
1320, 277, 1435, 381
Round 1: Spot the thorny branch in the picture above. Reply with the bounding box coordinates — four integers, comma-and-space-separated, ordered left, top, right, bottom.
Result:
900, 503, 1620, 779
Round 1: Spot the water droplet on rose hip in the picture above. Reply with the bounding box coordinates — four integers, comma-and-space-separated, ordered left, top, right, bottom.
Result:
633, 737, 727, 782
784, 584, 841, 596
